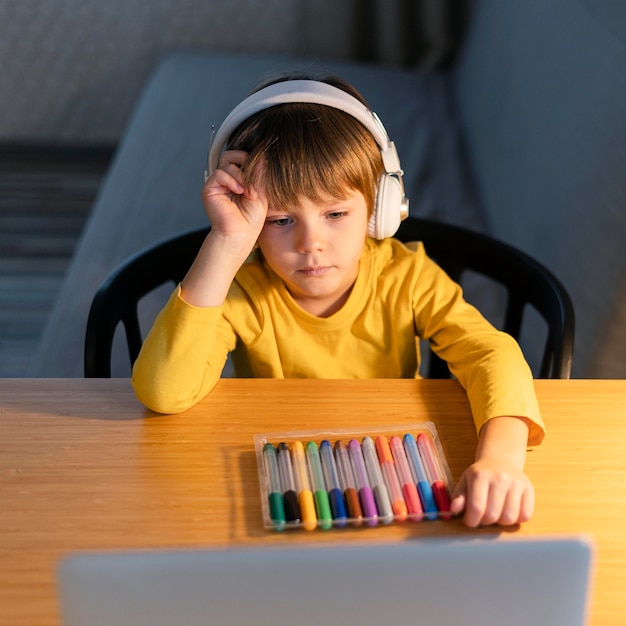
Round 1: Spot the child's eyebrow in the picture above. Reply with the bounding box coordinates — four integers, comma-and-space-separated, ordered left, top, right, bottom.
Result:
265, 195, 354, 216
265, 208, 291, 216
314, 196, 352, 209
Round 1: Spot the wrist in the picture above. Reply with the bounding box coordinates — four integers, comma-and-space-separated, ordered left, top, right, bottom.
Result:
475, 416, 530, 468
206, 229, 257, 265
180, 231, 253, 307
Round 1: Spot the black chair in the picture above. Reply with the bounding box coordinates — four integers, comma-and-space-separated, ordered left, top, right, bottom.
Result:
84, 228, 209, 377
395, 218, 574, 379
84, 217, 574, 378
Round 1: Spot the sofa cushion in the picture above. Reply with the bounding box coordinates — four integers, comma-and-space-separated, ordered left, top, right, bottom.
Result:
455, 0, 626, 376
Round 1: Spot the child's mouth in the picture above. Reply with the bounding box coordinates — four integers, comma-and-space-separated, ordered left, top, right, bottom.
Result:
298, 266, 332, 277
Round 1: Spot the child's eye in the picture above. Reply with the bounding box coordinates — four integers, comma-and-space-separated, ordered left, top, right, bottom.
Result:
266, 216, 292, 227
326, 211, 348, 220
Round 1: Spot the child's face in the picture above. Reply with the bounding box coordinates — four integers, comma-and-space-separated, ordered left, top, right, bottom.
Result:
257, 189, 369, 317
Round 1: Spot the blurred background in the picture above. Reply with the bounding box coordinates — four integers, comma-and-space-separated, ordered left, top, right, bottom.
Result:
0, 0, 471, 145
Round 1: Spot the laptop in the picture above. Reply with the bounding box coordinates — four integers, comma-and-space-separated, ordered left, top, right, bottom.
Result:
58, 537, 593, 626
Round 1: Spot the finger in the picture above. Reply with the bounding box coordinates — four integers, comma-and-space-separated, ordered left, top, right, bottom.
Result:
462, 474, 490, 528
210, 165, 261, 205
479, 480, 512, 526
450, 493, 466, 515
518, 483, 535, 523
216, 161, 247, 187
450, 474, 467, 515
242, 184, 259, 202
497, 483, 524, 526
203, 168, 244, 196
218, 149, 250, 169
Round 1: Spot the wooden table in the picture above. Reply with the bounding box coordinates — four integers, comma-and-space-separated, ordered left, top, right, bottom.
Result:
2, 378, 625, 625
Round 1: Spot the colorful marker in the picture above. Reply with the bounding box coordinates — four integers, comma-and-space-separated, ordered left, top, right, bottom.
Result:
417, 432, 452, 517
401, 434, 437, 519
319, 440, 348, 527
348, 439, 378, 525
292, 441, 318, 530
277, 442, 301, 524
262, 443, 286, 530
384, 435, 422, 521
334, 441, 363, 525
305, 441, 333, 530
361, 437, 394, 524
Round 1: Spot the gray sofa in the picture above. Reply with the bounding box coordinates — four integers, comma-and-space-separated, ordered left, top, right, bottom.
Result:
33, 0, 626, 378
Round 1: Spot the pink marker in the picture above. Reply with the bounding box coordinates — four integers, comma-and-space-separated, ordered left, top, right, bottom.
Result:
388, 436, 424, 521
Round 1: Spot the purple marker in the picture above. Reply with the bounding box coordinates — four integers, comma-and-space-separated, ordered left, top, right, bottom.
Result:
348, 438, 378, 526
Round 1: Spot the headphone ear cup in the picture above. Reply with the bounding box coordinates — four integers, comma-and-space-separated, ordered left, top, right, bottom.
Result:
368, 174, 403, 239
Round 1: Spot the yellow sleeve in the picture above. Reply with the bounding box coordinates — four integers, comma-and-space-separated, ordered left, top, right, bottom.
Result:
412, 247, 545, 445
132, 286, 235, 414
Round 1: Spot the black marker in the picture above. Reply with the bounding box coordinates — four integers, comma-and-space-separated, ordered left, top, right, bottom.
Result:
277, 442, 301, 523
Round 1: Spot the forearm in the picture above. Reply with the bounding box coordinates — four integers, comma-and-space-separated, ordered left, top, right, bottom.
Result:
416, 259, 545, 444
474, 415, 530, 467
181, 230, 254, 307
132, 288, 231, 413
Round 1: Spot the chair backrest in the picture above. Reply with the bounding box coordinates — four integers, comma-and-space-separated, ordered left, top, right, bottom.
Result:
84, 228, 210, 377
395, 218, 574, 379
84, 218, 574, 378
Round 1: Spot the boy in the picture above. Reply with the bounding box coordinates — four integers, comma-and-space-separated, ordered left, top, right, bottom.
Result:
132, 72, 545, 527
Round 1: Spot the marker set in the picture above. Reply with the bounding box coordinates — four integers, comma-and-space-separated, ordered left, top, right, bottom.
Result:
254, 423, 454, 531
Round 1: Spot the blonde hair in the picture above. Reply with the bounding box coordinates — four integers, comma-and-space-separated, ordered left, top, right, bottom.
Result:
227, 74, 384, 216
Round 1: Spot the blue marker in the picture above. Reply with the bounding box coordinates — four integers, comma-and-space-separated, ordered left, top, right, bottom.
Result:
334, 441, 363, 525
403, 433, 438, 519
320, 440, 348, 526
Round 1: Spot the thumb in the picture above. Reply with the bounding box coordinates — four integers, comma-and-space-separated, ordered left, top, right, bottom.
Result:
450, 474, 467, 515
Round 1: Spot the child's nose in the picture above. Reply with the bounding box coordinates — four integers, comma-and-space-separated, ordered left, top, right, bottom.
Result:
296, 222, 324, 253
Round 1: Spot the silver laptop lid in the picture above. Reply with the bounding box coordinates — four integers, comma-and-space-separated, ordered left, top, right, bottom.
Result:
58, 537, 593, 626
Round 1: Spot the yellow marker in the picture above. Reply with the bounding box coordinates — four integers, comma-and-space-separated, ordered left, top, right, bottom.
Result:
292, 441, 317, 531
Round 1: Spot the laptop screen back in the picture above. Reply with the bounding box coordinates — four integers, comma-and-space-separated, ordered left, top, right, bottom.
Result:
58, 537, 592, 626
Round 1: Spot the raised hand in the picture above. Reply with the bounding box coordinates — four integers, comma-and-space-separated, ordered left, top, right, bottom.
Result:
181, 150, 268, 307
202, 149, 267, 248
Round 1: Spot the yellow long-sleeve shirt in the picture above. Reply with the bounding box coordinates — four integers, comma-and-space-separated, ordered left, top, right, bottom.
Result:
132, 237, 544, 444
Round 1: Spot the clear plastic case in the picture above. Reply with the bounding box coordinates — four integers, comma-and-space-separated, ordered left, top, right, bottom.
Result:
254, 423, 455, 531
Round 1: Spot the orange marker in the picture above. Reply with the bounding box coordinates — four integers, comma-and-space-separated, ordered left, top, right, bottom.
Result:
374, 436, 408, 522
292, 441, 317, 530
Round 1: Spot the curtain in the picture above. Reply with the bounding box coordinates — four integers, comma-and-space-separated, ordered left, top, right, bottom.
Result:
302, 0, 476, 71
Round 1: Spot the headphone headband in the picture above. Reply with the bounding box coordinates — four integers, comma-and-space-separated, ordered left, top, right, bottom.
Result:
207, 80, 402, 176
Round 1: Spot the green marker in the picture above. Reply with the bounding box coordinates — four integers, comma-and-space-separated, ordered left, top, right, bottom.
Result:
263, 443, 286, 531
305, 441, 333, 530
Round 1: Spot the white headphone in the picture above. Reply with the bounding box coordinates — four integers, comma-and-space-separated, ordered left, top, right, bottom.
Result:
205, 79, 409, 239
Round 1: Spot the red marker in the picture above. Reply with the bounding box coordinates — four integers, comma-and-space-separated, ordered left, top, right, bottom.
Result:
417, 432, 452, 517
387, 436, 424, 521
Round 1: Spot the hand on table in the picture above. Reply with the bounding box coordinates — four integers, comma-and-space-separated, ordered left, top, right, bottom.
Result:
451, 458, 534, 527
450, 415, 534, 527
